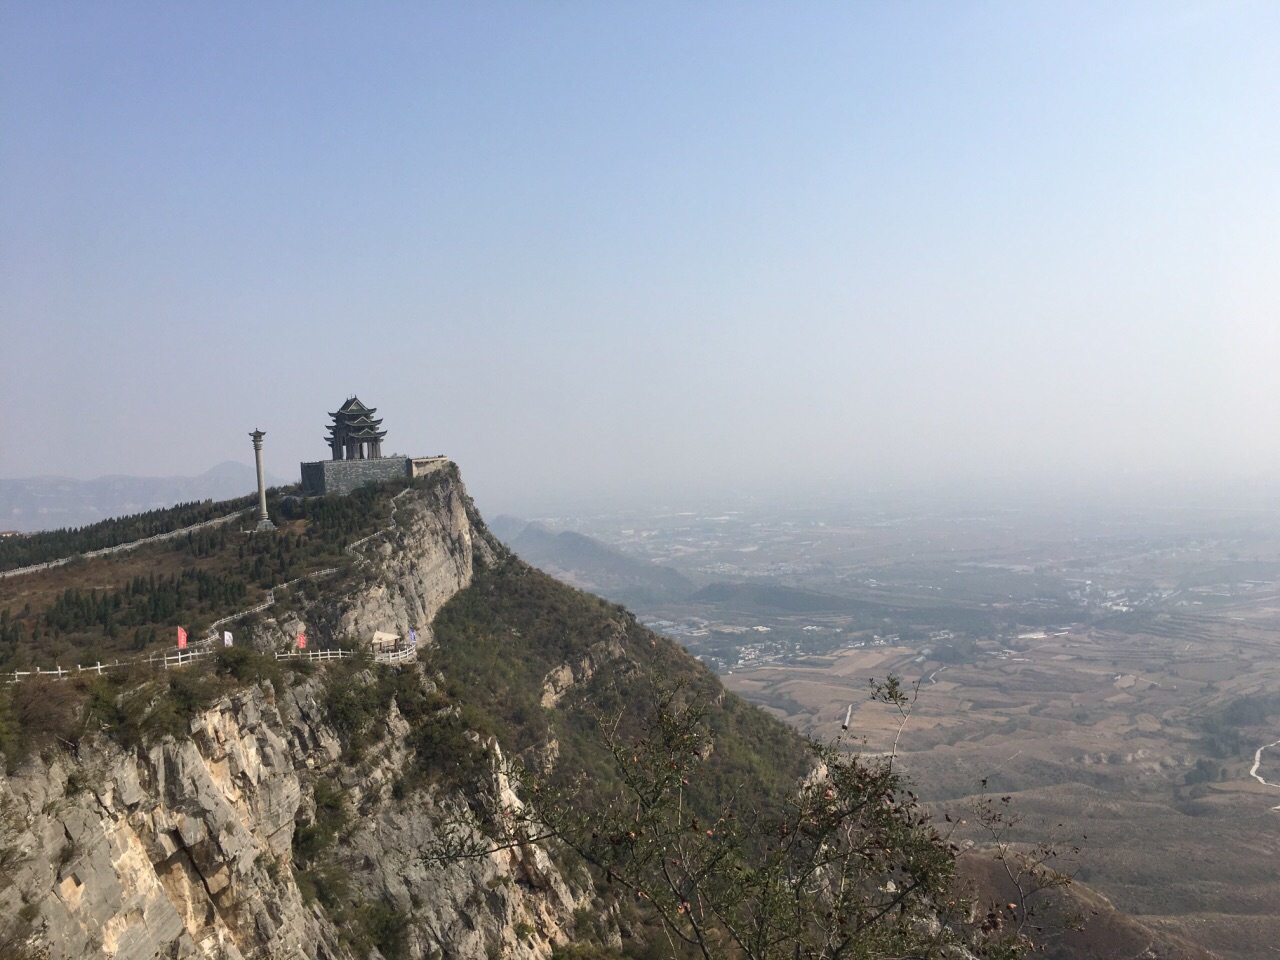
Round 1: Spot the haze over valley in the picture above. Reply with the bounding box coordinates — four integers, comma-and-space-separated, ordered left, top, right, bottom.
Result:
499, 497, 1280, 958
4, 3, 1280, 958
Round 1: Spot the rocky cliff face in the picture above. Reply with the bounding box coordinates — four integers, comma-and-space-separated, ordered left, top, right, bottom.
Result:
0, 468, 1205, 960
0, 676, 582, 960
333, 475, 500, 647
0, 472, 586, 960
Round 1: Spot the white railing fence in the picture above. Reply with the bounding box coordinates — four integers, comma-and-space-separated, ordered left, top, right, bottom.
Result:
275, 648, 351, 663
4, 484, 421, 682
375, 646, 417, 664
4, 661, 126, 682
5, 639, 418, 682
274, 644, 418, 665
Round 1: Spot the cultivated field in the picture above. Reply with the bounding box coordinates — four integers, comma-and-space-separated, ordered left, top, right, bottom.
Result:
724, 600, 1280, 958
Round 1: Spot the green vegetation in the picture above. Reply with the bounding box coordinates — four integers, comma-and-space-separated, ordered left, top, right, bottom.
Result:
0, 467, 1078, 958
428, 668, 1065, 959
1220, 692, 1280, 728
0, 469, 459, 671
357, 901, 411, 960
1183, 757, 1222, 785
294, 779, 350, 860
933, 637, 980, 664
424, 557, 1069, 959
0, 494, 261, 571
322, 657, 398, 759
1193, 691, 1280, 758
0, 645, 297, 770
42, 573, 249, 636
295, 665, 425, 960
430, 556, 810, 814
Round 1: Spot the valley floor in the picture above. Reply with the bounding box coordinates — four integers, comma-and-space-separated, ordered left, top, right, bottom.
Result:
723, 600, 1280, 960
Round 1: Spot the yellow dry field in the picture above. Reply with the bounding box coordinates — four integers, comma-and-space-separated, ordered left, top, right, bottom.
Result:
722, 604, 1280, 960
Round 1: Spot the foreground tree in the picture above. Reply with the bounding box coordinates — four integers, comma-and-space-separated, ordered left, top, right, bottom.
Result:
435, 675, 1070, 960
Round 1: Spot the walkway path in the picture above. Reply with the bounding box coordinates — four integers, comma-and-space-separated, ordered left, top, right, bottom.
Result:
5, 486, 419, 681
197, 567, 339, 645
345, 488, 413, 563
1, 507, 250, 580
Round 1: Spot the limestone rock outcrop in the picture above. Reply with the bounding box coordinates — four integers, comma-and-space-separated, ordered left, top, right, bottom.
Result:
0, 672, 582, 960
0, 472, 580, 960
333, 476, 499, 647
540, 626, 628, 709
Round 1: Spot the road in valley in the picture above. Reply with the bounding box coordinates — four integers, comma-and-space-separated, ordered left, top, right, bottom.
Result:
1248, 738, 1280, 810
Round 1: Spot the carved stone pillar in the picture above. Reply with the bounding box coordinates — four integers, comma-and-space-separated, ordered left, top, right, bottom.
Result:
248, 430, 275, 532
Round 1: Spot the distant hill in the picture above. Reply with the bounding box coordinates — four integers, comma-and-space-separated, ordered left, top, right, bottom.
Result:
492, 515, 696, 607
0, 461, 289, 533
690, 580, 1001, 634
690, 580, 874, 613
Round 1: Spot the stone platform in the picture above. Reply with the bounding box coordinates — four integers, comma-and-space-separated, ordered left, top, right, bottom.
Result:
299, 456, 448, 496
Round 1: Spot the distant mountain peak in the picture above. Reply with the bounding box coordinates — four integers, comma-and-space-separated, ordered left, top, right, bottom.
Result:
0, 463, 290, 533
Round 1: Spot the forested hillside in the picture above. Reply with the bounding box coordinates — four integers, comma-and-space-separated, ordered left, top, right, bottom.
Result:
0, 473, 440, 672
0, 467, 1208, 960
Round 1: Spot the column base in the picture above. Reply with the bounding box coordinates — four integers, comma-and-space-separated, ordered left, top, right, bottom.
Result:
254, 518, 276, 532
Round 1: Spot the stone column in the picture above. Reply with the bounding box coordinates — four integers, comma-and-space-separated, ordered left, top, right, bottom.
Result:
249, 430, 275, 532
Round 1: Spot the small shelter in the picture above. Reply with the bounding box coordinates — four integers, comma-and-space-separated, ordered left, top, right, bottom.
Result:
371, 631, 402, 656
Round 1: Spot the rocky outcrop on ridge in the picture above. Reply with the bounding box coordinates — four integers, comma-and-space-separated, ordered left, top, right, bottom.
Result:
0, 674, 582, 960
0, 471, 583, 960
333, 476, 500, 647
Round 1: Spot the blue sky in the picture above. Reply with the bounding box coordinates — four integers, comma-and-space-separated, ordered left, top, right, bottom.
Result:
3, 2, 1278, 514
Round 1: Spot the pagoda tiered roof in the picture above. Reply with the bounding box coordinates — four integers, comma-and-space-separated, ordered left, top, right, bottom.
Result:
323, 395, 389, 459
328, 397, 381, 420
334, 426, 385, 439
325, 396, 387, 438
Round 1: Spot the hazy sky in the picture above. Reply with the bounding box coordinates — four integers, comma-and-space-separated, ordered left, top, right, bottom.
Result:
3, 2, 1278, 516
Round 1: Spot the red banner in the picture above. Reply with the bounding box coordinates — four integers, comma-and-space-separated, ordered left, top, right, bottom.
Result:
297, 631, 307, 650
177, 627, 188, 650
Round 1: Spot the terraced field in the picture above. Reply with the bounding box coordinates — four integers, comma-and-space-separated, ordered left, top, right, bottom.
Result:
724, 601, 1280, 959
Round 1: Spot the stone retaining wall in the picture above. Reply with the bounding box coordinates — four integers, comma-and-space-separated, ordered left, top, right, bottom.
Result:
300, 456, 410, 495
300, 455, 449, 496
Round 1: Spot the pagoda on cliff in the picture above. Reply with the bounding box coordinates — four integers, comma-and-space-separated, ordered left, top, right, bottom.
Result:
324, 397, 387, 460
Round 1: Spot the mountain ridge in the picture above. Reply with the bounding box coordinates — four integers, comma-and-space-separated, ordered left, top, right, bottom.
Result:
492, 515, 697, 607
0, 467, 1217, 960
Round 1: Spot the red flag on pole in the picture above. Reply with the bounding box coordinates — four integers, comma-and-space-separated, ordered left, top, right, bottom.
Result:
177, 627, 188, 650
297, 631, 307, 650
